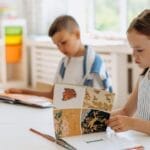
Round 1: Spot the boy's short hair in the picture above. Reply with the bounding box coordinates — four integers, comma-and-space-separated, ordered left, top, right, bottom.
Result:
48, 15, 79, 37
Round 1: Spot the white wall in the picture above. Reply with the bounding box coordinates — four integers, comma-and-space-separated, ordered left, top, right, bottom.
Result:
66, 0, 87, 33
0, 0, 89, 35
20, 0, 68, 35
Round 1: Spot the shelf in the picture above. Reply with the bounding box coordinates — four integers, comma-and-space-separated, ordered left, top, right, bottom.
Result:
0, 19, 27, 88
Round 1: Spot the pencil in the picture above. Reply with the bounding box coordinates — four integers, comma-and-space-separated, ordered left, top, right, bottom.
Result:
123, 145, 144, 150
29, 128, 77, 150
29, 128, 56, 142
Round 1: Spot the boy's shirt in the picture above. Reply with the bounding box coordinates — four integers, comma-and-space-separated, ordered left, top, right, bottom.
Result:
59, 56, 84, 85
54, 45, 112, 92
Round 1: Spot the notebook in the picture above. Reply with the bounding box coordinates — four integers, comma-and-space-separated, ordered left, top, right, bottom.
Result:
0, 93, 53, 108
53, 83, 115, 138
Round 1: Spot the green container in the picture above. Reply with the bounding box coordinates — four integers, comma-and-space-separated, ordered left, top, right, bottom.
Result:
5, 26, 23, 35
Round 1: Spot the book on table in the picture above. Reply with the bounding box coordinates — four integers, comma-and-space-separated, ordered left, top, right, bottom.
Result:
52, 84, 143, 150
52, 83, 115, 147
0, 93, 53, 108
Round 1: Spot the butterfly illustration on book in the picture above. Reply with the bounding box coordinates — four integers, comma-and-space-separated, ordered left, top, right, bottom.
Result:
62, 88, 77, 101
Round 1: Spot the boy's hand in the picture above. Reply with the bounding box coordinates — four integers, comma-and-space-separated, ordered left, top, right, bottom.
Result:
107, 115, 133, 132
5, 88, 24, 94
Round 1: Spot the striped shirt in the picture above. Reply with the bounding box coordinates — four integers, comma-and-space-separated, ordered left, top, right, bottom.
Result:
136, 68, 150, 120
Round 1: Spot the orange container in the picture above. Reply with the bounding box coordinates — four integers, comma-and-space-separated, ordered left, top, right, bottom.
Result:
6, 45, 22, 63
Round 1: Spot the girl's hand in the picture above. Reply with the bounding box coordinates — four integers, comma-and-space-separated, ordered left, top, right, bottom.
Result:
5, 88, 24, 94
108, 115, 133, 132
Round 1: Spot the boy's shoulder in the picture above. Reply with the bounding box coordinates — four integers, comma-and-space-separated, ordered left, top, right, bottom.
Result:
84, 45, 103, 67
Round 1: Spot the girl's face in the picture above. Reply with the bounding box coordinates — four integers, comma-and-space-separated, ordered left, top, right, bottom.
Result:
52, 29, 82, 57
127, 29, 150, 68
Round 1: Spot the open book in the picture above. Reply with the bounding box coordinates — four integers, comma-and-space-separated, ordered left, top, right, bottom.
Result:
0, 93, 53, 108
53, 83, 115, 138
51, 84, 143, 150
28, 84, 143, 150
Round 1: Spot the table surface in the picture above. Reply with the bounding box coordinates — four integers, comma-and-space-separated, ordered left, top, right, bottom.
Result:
0, 103, 150, 150
0, 103, 65, 150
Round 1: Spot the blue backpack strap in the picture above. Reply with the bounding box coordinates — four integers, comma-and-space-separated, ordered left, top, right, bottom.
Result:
83, 54, 101, 87
83, 79, 93, 86
91, 54, 113, 92
83, 46, 94, 86
84, 54, 113, 92
102, 72, 113, 92
90, 54, 102, 74
59, 60, 66, 79
83, 45, 88, 77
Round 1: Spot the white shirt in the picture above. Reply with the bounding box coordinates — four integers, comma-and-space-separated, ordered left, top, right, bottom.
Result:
136, 68, 150, 120
54, 45, 112, 91
55, 56, 84, 85
62, 57, 84, 85
54, 56, 104, 88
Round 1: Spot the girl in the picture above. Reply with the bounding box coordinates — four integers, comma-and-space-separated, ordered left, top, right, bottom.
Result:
108, 9, 150, 134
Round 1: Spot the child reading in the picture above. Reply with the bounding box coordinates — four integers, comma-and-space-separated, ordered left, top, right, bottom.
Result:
5, 15, 112, 100
108, 9, 150, 135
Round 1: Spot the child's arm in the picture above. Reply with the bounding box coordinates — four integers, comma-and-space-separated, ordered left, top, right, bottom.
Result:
111, 80, 139, 116
5, 86, 54, 99
107, 80, 147, 133
108, 115, 150, 134
131, 118, 150, 134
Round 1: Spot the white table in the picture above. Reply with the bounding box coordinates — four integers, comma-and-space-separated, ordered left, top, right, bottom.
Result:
0, 103, 150, 150
0, 103, 65, 150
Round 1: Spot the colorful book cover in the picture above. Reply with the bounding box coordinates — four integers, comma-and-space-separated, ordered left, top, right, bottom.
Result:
53, 84, 115, 138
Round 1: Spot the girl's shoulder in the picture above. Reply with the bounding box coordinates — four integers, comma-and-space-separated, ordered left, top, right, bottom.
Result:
139, 68, 150, 81
141, 67, 149, 76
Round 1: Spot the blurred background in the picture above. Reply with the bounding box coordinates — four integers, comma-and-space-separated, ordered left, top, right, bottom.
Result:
0, 0, 149, 36
0, 0, 149, 108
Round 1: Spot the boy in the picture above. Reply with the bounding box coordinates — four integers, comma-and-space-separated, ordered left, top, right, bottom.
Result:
6, 15, 112, 99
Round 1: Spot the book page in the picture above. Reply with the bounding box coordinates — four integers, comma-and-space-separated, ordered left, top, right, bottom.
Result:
53, 84, 115, 111
62, 132, 141, 150
53, 84, 85, 109
53, 83, 115, 138
54, 108, 110, 138
83, 87, 114, 111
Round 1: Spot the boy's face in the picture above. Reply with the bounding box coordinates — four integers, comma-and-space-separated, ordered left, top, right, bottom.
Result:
52, 29, 81, 57
127, 29, 150, 68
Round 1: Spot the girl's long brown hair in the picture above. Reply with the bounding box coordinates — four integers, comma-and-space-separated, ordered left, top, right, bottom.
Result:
127, 9, 150, 76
